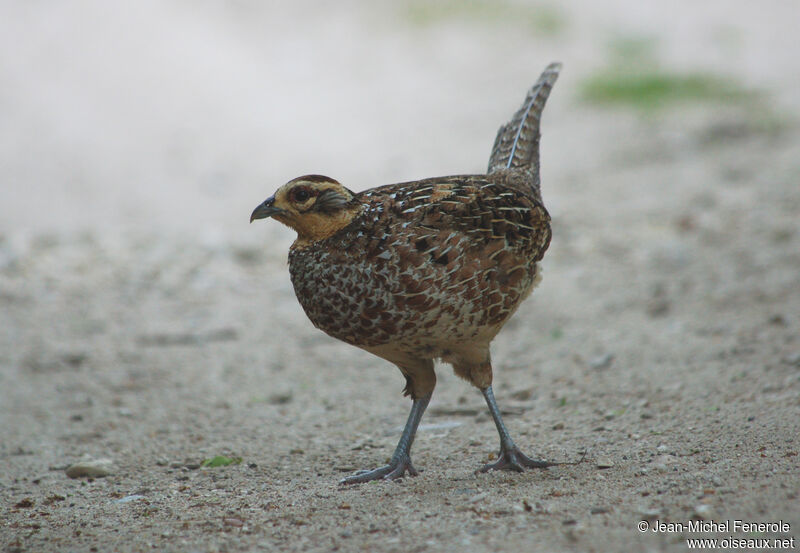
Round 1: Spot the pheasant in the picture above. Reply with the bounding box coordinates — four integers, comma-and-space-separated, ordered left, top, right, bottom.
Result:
251, 63, 562, 484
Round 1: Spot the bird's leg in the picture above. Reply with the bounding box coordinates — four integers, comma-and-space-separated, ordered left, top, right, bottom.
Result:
340, 394, 431, 485
479, 385, 556, 472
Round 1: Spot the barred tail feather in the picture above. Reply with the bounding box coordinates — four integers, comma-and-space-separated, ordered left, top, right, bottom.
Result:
487, 62, 561, 178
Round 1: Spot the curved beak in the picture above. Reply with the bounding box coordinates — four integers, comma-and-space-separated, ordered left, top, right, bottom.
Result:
250, 196, 284, 223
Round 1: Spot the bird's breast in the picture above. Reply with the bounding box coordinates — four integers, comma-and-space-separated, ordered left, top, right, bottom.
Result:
287, 226, 541, 350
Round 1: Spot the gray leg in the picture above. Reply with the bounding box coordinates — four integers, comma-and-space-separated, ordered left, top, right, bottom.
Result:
340, 394, 431, 485
479, 385, 555, 472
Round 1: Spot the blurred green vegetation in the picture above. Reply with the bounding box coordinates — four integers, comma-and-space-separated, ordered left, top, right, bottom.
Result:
201, 455, 243, 468
402, 0, 565, 35
581, 71, 754, 110
581, 35, 758, 111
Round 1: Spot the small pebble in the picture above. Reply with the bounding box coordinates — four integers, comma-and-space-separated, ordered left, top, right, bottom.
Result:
652, 455, 673, 472
693, 504, 714, 520
768, 314, 787, 326
268, 393, 293, 405
223, 517, 244, 527
510, 388, 533, 401
564, 522, 588, 541
783, 353, 800, 367
114, 495, 146, 504
595, 457, 614, 469
469, 492, 489, 504
589, 353, 614, 370
639, 507, 661, 519
646, 298, 670, 317
65, 459, 115, 478
416, 421, 462, 432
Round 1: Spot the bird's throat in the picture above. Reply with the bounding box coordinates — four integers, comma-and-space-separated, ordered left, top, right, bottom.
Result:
284, 205, 363, 250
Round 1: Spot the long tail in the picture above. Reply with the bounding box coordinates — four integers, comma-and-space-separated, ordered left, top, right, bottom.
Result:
487, 62, 561, 178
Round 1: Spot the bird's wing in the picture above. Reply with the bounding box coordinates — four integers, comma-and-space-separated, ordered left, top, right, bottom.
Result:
374, 176, 551, 263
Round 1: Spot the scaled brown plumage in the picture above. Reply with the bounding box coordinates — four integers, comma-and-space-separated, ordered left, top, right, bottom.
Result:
252, 63, 564, 484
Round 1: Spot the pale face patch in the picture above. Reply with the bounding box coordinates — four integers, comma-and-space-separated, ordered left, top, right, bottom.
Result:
268, 177, 363, 248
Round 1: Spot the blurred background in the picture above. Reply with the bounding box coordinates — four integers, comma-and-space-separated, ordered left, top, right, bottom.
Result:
1, 0, 797, 237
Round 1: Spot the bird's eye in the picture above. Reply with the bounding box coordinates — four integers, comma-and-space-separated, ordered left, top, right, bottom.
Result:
293, 187, 311, 203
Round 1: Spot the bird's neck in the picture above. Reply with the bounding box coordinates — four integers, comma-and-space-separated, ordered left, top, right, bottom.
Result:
286, 204, 364, 250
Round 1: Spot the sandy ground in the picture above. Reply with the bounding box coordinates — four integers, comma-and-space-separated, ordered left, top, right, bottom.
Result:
2, 1, 799, 552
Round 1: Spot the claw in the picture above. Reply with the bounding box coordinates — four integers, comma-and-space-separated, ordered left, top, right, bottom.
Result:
479, 445, 557, 473
340, 456, 418, 485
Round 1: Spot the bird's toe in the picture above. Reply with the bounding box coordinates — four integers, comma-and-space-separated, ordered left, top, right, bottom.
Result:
479, 446, 555, 473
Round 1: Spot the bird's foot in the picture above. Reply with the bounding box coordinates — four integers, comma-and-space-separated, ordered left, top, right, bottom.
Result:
340, 455, 419, 485
479, 445, 557, 473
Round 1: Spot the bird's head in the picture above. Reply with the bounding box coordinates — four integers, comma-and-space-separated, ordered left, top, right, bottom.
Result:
250, 175, 361, 247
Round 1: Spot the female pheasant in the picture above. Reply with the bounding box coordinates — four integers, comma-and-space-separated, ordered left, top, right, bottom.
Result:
251, 63, 562, 484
